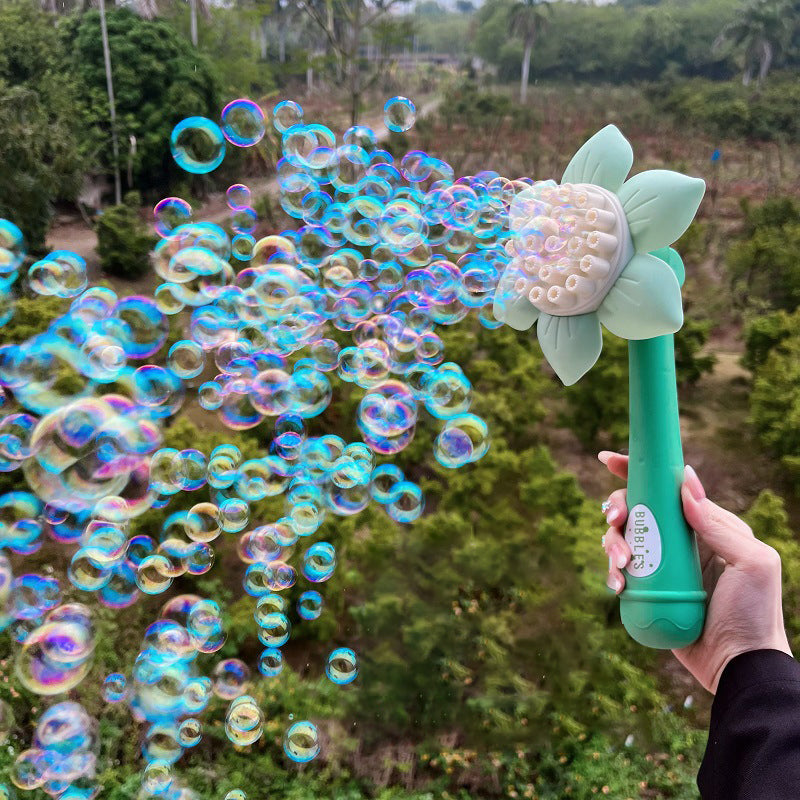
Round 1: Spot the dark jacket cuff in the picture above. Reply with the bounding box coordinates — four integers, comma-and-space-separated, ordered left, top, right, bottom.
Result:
712, 649, 800, 719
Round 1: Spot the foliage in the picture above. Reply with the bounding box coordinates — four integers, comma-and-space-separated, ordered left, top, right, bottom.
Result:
96, 196, 156, 280
0, 2, 85, 251
749, 333, 800, 492
61, 7, 220, 193
658, 74, 800, 141
472, 0, 742, 85
745, 489, 800, 651
726, 196, 800, 311
742, 307, 800, 372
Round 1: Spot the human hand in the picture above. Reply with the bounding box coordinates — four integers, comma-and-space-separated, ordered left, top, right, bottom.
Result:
599, 451, 793, 694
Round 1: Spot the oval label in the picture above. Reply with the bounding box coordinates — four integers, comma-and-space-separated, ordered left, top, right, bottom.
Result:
624, 504, 662, 578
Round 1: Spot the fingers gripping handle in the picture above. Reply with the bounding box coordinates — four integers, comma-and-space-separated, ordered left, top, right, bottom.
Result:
619, 335, 706, 649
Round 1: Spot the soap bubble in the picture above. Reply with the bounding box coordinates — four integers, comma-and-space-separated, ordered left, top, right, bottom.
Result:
154, 197, 192, 238
225, 695, 263, 746
273, 100, 304, 133
258, 647, 283, 677
102, 672, 127, 703
326, 647, 358, 685
221, 99, 266, 147
283, 720, 320, 763
212, 659, 250, 700
0, 219, 24, 274
302, 542, 336, 583
225, 791, 246, 800
178, 717, 202, 747
384, 96, 416, 132
170, 117, 226, 174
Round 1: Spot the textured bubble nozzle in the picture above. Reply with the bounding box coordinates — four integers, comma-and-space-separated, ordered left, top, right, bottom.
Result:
493, 124, 707, 649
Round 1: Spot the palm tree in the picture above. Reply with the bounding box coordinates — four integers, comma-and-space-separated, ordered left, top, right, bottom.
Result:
714, 0, 795, 87
508, 0, 551, 105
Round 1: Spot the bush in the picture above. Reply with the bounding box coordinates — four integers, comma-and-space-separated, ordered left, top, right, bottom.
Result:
726, 196, 800, 312
742, 309, 800, 372
96, 201, 155, 280
657, 74, 800, 142
749, 334, 800, 493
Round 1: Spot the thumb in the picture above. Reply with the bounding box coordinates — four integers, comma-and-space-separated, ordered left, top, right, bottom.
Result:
680, 466, 756, 566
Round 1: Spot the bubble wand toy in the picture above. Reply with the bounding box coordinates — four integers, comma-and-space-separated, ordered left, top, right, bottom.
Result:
493, 125, 707, 649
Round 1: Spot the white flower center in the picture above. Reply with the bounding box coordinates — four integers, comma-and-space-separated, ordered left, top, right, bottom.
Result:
506, 181, 633, 316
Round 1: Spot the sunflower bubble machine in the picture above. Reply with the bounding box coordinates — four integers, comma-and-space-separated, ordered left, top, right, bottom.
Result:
493, 125, 707, 649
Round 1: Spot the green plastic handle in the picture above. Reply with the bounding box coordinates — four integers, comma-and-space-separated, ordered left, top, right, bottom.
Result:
619, 334, 706, 649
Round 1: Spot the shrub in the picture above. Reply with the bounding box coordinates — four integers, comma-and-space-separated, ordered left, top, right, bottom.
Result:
96, 201, 155, 280
726, 197, 800, 312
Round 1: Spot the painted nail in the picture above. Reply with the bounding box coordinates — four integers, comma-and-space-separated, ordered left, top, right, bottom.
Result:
684, 465, 706, 502
607, 574, 622, 593
598, 451, 612, 465
616, 553, 627, 569
606, 506, 624, 526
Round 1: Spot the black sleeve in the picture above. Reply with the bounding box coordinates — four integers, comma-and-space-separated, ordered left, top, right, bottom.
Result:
697, 649, 800, 799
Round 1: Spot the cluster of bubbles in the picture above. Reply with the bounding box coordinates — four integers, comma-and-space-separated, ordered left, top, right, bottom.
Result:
10, 701, 98, 797
0, 94, 530, 796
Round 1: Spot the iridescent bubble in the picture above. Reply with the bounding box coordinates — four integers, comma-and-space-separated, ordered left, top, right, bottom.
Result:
386, 481, 424, 523
221, 99, 266, 147
178, 717, 202, 747
301, 542, 336, 583
0, 219, 24, 274
283, 720, 320, 763
154, 197, 192, 238
325, 647, 358, 685
225, 695, 263, 747
225, 791, 246, 800
297, 590, 323, 620
143, 760, 172, 794
384, 96, 416, 132
226, 184, 252, 209
102, 672, 127, 703
212, 658, 250, 700
272, 100, 304, 133
257, 612, 291, 647
435, 414, 489, 466
258, 647, 283, 677
167, 340, 205, 380
170, 117, 226, 174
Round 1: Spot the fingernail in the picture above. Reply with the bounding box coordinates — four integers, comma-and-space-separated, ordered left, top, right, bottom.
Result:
598, 451, 612, 465
608, 556, 613, 570
606, 507, 624, 526
616, 553, 627, 569
607, 574, 622, 593
684, 465, 706, 502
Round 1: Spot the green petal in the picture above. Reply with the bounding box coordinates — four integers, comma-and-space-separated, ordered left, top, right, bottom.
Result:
493, 269, 540, 331
561, 124, 633, 192
597, 253, 683, 340
618, 170, 705, 253
536, 312, 603, 386
650, 246, 686, 288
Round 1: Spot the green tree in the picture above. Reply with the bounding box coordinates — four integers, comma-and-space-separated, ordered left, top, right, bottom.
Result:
713, 0, 797, 86
96, 194, 156, 279
0, 2, 84, 250
749, 334, 800, 491
727, 197, 800, 311
508, 0, 551, 104
62, 7, 220, 193
745, 489, 800, 650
